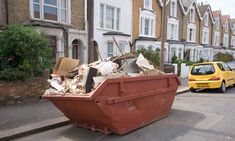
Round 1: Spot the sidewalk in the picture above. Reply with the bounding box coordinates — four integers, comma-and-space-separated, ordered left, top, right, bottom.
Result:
0, 78, 189, 141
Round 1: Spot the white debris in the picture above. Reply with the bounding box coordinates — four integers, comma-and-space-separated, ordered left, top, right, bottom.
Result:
136, 53, 155, 70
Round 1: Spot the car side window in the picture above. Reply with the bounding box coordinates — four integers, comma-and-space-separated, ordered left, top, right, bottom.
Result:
223, 63, 232, 71
217, 63, 225, 71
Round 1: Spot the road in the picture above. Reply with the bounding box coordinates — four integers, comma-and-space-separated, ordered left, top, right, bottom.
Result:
13, 87, 235, 141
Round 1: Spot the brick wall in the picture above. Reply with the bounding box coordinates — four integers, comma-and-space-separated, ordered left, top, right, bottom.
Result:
0, 77, 49, 105
132, 0, 162, 41
71, 0, 85, 30
0, 0, 7, 26
7, 0, 30, 24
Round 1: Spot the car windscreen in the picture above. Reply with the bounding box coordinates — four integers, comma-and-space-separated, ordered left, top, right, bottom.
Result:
191, 64, 215, 75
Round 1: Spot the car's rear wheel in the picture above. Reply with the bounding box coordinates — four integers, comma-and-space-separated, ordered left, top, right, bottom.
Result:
190, 88, 197, 93
219, 81, 226, 93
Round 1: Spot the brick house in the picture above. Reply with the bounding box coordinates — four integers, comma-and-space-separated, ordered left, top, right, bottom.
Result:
0, 0, 88, 63
198, 4, 214, 61
132, 0, 168, 62
212, 10, 224, 56
181, 0, 202, 62
164, 0, 186, 63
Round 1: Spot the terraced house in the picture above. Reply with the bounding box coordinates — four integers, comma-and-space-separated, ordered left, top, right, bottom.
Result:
132, 0, 168, 61
164, 0, 185, 63
198, 4, 214, 61
212, 10, 224, 56
0, 0, 88, 63
230, 19, 235, 57
181, 0, 202, 62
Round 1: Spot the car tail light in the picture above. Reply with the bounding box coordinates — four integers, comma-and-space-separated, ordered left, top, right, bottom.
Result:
189, 78, 196, 81
209, 77, 220, 81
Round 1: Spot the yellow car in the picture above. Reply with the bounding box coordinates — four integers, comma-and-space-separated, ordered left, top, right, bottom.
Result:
188, 62, 235, 93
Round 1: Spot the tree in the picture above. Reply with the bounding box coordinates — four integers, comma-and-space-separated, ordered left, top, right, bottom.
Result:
0, 24, 53, 80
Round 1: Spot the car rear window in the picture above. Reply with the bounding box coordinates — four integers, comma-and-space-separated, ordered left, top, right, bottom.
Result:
191, 64, 215, 75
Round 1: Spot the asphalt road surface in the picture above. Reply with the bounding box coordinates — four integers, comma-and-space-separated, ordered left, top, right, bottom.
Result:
14, 87, 235, 141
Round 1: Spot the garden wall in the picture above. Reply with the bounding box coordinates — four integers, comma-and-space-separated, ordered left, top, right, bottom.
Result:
0, 77, 49, 105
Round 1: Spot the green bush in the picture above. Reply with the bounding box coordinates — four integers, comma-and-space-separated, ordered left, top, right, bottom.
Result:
136, 49, 160, 66
0, 24, 53, 80
214, 52, 234, 62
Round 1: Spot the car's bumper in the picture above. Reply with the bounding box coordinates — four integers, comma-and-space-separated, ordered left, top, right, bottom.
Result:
188, 80, 222, 89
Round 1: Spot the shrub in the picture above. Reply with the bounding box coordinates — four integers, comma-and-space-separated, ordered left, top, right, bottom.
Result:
214, 52, 234, 62
0, 24, 53, 80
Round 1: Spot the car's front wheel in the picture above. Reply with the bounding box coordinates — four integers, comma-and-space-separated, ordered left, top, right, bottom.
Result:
219, 81, 226, 93
190, 88, 197, 93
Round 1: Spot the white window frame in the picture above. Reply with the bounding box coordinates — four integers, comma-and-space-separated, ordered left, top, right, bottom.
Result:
144, 0, 152, 10
204, 13, 209, 27
107, 41, 114, 57
167, 18, 179, 40
187, 23, 196, 42
30, 0, 71, 24
214, 31, 220, 47
225, 22, 229, 33
202, 27, 209, 44
215, 19, 220, 30
189, 7, 195, 23
170, 0, 177, 17
139, 11, 156, 37
99, 3, 121, 31
223, 34, 229, 48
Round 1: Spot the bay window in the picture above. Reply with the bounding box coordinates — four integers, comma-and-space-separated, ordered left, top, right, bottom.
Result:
99, 4, 121, 30
32, 0, 69, 23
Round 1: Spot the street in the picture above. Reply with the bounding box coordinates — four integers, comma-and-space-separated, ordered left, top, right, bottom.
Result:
12, 87, 235, 141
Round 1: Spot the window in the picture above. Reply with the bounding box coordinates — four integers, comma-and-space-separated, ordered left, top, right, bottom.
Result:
225, 22, 229, 32
215, 19, 220, 30
100, 4, 104, 28
168, 23, 178, 40
170, 0, 177, 17
119, 42, 126, 52
48, 36, 57, 59
116, 8, 120, 30
231, 36, 235, 47
202, 28, 209, 44
190, 8, 195, 22
188, 25, 196, 42
204, 13, 208, 26
191, 64, 215, 75
107, 42, 114, 57
33, 0, 40, 18
99, 4, 121, 30
223, 34, 229, 47
144, 0, 152, 9
32, 0, 69, 23
106, 6, 115, 29
140, 17, 154, 36
214, 32, 220, 46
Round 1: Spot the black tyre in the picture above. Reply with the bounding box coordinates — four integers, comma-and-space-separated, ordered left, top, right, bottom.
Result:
219, 81, 226, 93
190, 88, 197, 93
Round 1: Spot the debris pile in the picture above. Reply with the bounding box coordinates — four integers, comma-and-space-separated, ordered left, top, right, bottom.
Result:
45, 53, 164, 95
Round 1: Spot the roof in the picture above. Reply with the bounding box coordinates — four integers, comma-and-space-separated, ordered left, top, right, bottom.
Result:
231, 19, 235, 25
212, 10, 221, 18
181, 0, 194, 11
222, 15, 230, 25
198, 4, 210, 16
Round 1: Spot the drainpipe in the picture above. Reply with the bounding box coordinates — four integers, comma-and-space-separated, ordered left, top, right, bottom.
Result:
160, 0, 167, 71
5, 0, 9, 25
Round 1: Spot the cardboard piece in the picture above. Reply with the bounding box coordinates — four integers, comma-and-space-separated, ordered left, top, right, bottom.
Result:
53, 57, 79, 76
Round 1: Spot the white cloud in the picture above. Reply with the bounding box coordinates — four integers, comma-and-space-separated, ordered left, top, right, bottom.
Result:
197, 0, 235, 18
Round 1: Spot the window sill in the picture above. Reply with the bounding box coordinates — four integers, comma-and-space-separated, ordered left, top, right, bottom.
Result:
96, 27, 121, 32
139, 34, 155, 38
30, 18, 72, 26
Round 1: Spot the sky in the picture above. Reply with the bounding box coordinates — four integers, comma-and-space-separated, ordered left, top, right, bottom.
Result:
197, 0, 235, 18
